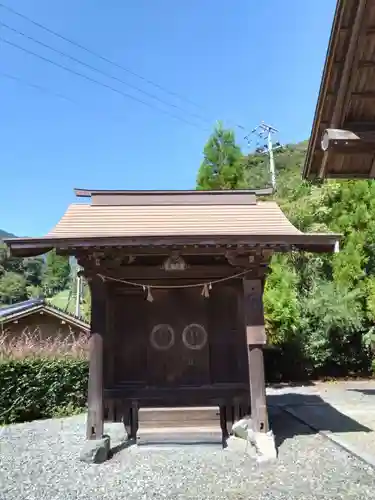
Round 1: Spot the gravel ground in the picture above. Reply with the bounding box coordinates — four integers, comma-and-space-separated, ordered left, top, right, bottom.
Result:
268, 380, 375, 460
1, 407, 375, 500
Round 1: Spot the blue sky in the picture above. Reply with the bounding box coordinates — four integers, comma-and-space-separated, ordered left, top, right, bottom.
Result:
1, 0, 336, 236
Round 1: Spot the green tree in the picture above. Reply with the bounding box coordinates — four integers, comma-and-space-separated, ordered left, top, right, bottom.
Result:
26, 285, 43, 299
42, 250, 70, 297
301, 281, 365, 374
81, 280, 91, 322
196, 127, 375, 378
264, 255, 302, 345
241, 153, 270, 190
0, 232, 44, 305
0, 243, 7, 276
23, 257, 44, 287
1, 252, 24, 275
196, 123, 244, 190
0, 271, 27, 304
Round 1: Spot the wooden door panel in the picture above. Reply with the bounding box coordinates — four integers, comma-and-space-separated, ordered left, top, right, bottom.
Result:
147, 288, 210, 386
110, 284, 245, 389
208, 284, 248, 384
112, 292, 148, 384
174, 289, 209, 386
146, 290, 178, 385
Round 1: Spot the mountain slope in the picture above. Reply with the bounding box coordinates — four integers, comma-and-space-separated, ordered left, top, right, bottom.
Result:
0, 229, 16, 239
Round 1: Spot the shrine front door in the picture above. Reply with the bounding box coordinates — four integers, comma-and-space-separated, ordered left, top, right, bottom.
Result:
147, 288, 210, 386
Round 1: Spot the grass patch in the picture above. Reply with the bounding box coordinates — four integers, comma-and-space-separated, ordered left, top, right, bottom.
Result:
0, 328, 88, 361
48, 289, 74, 313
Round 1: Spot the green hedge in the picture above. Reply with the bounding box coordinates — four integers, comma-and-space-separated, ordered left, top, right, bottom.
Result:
2, 350, 370, 426
0, 358, 88, 425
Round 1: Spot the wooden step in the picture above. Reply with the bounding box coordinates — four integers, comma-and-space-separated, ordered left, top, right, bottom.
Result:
139, 406, 220, 429
136, 427, 223, 448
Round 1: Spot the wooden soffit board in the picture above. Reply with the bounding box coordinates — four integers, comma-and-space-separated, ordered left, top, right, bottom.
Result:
4, 234, 340, 258
303, 0, 375, 180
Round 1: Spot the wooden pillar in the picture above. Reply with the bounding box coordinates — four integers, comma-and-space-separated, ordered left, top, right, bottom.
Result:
243, 278, 269, 433
219, 405, 229, 441
86, 276, 106, 440
123, 402, 139, 441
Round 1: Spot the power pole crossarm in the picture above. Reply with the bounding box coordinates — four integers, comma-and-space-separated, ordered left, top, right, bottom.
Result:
247, 121, 281, 192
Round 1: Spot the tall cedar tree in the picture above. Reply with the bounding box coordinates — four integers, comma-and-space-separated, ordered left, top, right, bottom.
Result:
196, 123, 244, 190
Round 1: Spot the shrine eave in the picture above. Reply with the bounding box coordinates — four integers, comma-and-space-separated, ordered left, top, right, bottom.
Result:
303, 0, 375, 180
4, 233, 341, 258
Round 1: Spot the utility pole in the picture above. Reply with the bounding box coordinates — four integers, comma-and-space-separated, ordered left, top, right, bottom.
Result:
75, 267, 81, 317
246, 121, 282, 192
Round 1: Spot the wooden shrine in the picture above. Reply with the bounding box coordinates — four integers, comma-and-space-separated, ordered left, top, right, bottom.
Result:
5, 188, 340, 452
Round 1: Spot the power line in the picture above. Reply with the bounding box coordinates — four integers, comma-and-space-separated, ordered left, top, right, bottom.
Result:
0, 2, 246, 132
0, 70, 79, 105
0, 2, 203, 108
0, 21, 214, 126
0, 70, 149, 127
0, 36, 209, 130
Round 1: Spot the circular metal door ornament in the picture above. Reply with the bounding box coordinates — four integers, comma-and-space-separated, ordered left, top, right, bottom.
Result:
150, 324, 175, 351
182, 323, 208, 350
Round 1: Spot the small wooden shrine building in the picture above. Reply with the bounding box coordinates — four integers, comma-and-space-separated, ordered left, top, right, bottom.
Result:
5, 188, 340, 451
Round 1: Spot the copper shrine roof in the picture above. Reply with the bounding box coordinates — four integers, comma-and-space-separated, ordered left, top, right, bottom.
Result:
4, 189, 340, 256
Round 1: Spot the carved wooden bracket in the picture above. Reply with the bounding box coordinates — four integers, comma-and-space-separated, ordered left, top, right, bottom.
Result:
225, 250, 257, 268
261, 249, 273, 261
226, 248, 273, 268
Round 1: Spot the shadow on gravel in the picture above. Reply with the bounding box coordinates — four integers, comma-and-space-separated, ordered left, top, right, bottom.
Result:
267, 393, 372, 452
269, 407, 315, 451
349, 389, 375, 397
109, 392, 371, 457
109, 437, 136, 459
267, 381, 314, 390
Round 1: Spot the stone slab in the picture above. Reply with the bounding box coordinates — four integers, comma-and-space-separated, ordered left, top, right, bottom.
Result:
79, 435, 110, 464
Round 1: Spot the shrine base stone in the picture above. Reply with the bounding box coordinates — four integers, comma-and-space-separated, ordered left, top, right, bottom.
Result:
79, 435, 110, 464
232, 417, 277, 463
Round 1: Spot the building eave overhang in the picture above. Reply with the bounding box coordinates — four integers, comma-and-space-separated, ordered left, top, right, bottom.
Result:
4, 233, 342, 258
